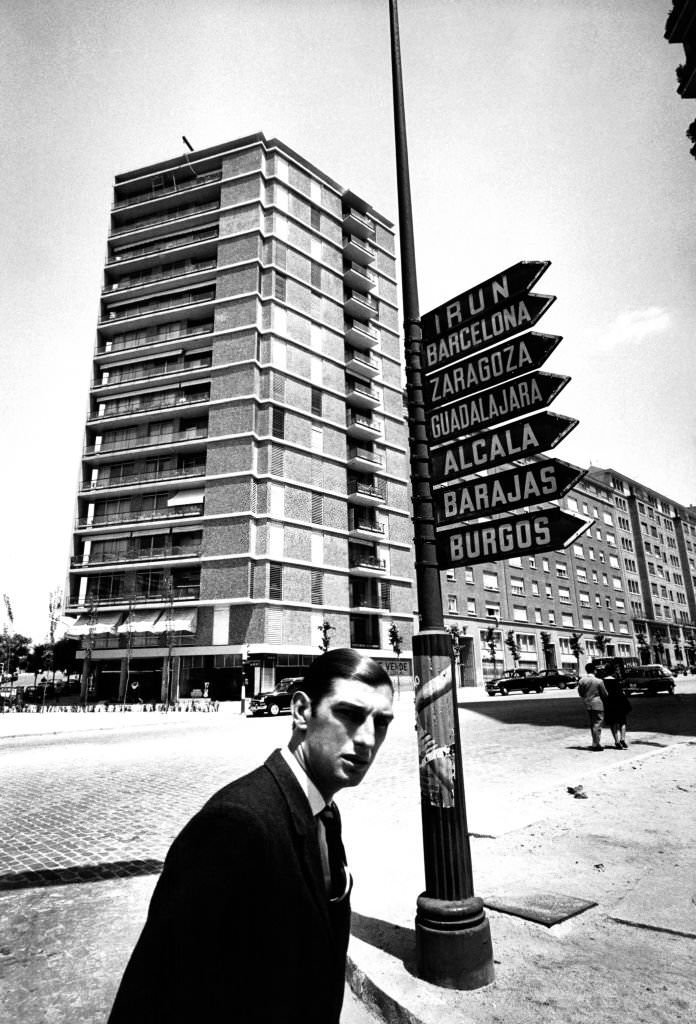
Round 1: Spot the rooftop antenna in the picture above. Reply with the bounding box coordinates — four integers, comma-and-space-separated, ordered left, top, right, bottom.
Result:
182, 136, 194, 152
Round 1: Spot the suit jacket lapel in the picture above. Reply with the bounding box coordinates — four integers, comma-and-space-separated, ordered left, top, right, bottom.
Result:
265, 750, 332, 933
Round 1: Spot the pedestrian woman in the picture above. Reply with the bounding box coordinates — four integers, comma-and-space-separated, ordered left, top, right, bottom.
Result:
602, 675, 632, 749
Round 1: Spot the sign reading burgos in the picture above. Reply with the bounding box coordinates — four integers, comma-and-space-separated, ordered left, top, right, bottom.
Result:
435, 507, 592, 568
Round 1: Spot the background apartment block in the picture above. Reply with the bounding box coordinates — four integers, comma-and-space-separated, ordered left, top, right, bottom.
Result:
440, 463, 696, 685
66, 134, 415, 703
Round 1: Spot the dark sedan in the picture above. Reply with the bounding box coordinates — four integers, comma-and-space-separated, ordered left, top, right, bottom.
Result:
485, 669, 542, 696
528, 668, 578, 691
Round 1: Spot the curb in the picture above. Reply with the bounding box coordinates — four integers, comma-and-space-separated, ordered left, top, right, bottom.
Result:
347, 953, 425, 1024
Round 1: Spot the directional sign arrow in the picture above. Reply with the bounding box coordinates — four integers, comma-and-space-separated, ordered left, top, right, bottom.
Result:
426, 370, 570, 447
422, 260, 551, 340
430, 411, 579, 485
423, 293, 556, 375
435, 507, 592, 569
434, 459, 586, 525
424, 331, 562, 411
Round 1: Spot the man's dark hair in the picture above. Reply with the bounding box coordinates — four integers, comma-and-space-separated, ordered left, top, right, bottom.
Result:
299, 648, 393, 710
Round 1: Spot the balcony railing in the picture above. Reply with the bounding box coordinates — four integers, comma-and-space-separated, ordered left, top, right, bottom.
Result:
72, 544, 202, 568
83, 585, 201, 606
95, 358, 212, 388
105, 259, 217, 293
108, 227, 219, 265
90, 391, 210, 422
110, 200, 220, 237
100, 288, 215, 325
92, 633, 197, 649
349, 555, 386, 571
347, 446, 383, 468
113, 171, 222, 210
84, 427, 208, 457
347, 413, 381, 435
76, 504, 203, 529
347, 479, 386, 501
348, 514, 384, 535
97, 321, 214, 357
80, 464, 205, 492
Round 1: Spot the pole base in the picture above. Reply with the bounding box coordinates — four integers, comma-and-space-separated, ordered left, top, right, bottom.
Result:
416, 894, 495, 990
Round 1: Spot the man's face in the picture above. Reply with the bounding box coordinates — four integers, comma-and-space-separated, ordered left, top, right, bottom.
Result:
295, 677, 394, 800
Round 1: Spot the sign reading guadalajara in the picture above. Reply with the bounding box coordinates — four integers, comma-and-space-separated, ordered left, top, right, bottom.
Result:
427, 371, 570, 445
434, 459, 586, 523
424, 331, 561, 410
430, 411, 579, 483
435, 507, 592, 569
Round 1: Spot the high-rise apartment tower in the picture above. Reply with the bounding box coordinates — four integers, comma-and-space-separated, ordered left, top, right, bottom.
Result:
65, 134, 414, 702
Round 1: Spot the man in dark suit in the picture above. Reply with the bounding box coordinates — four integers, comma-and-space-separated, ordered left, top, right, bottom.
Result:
108, 648, 394, 1023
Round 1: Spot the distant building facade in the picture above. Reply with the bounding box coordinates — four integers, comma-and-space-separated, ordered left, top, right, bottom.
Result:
65, 134, 414, 702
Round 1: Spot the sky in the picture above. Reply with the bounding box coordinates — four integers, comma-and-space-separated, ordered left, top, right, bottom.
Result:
1, 0, 694, 642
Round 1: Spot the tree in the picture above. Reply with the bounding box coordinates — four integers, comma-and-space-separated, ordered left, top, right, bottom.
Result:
653, 628, 667, 664
388, 622, 404, 696
593, 632, 607, 656
540, 631, 554, 669
634, 623, 650, 663
2, 631, 32, 676
484, 622, 499, 671
504, 630, 520, 666
317, 618, 335, 654
53, 637, 80, 680
569, 632, 584, 675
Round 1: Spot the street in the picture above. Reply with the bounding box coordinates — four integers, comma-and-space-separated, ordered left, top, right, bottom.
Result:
1, 681, 695, 1023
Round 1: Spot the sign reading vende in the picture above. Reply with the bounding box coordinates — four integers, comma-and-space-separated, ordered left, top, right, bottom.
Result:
423, 332, 561, 411
430, 411, 579, 484
435, 507, 592, 569
434, 459, 586, 523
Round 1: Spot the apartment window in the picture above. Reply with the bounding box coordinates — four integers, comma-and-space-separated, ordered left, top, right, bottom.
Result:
483, 571, 499, 591
380, 581, 391, 610
447, 595, 458, 614
573, 544, 584, 558
528, 557, 536, 569
269, 562, 283, 600
615, 598, 625, 612
509, 557, 523, 568
464, 568, 474, 584
272, 408, 285, 439
619, 621, 629, 634
603, 512, 613, 526
513, 605, 528, 622
534, 608, 542, 623
517, 633, 536, 653
542, 558, 550, 572
531, 581, 540, 596
556, 562, 568, 578
612, 576, 623, 591
467, 598, 476, 615
510, 576, 525, 596
311, 387, 322, 417
558, 586, 571, 604
579, 591, 590, 607
577, 566, 587, 582
311, 493, 323, 524
609, 555, 620, 569
485, 604, 500, 618
545, 583, 553, 599
567, 497, 578, 512
311, 570, 323, 605
310, 206, 321, 230
588, 547, 595, 560
446, 569, 456, 582
606, 533, 616, 546
561, 612, 573, 627
582, 616, 594, 630
548, 610, 556, 624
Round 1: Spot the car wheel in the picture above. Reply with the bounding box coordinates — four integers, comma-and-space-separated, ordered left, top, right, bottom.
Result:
499, 685, 509, 696
522, 689, 529, 694
534, 685, 543, 694
268, 702, 281, 716
668, 684, 675, 694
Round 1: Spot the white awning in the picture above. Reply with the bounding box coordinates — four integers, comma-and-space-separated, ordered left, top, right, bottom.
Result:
167, 489, 204, 507
157, 608, 198, 634
65, 612, 123, 637
117, 610, 164, 634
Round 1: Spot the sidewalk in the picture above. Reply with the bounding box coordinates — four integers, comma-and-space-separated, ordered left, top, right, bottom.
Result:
343, 735, 696, 1024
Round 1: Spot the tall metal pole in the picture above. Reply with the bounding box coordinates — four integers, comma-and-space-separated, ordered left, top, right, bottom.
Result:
388, 0, 494, 989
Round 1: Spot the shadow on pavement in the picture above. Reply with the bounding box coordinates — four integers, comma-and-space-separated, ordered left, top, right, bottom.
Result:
459, 692, 696, 737
351, 912, 418, 976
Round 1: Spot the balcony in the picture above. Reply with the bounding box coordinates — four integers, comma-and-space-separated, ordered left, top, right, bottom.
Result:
104, 258, 217, 296
92, 632, 197, 649
108, 226, 219, 267
349, 553, 386, 576
348, 512, 385, 538
347, 446, 384, 473
342, 235, 375, 265
80, 585, 201, 607
347, 479, 386, 507
97, 321, 213, 358
84, 426, 208, 458
110, 200, 220, 239
346, 379, 380, 410
345, 319, 379, 351
89, 390, 210, 425
345, 347, 379, 380
72, 543, 202, 569
100, 287, 215, 326
80, 463, 206, 494
76, 503, 204, 530
346, 413, 382, 441
94, 356, 212, 389
344, 290, 378, 321
343, 261, 376, 292
113, 170, 222, 211
342, 208, 376, 240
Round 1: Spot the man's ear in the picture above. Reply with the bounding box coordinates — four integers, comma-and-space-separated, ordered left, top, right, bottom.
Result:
290, 689, 312, 731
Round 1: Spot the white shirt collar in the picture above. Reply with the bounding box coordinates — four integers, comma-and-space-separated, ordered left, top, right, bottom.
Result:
280, 745, 326, 816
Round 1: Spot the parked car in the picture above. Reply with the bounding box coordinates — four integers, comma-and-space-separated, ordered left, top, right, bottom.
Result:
248, 677, 304, 717
485, 668, 542, 696
527, 668, 578, 690
621, 664, 676, 696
